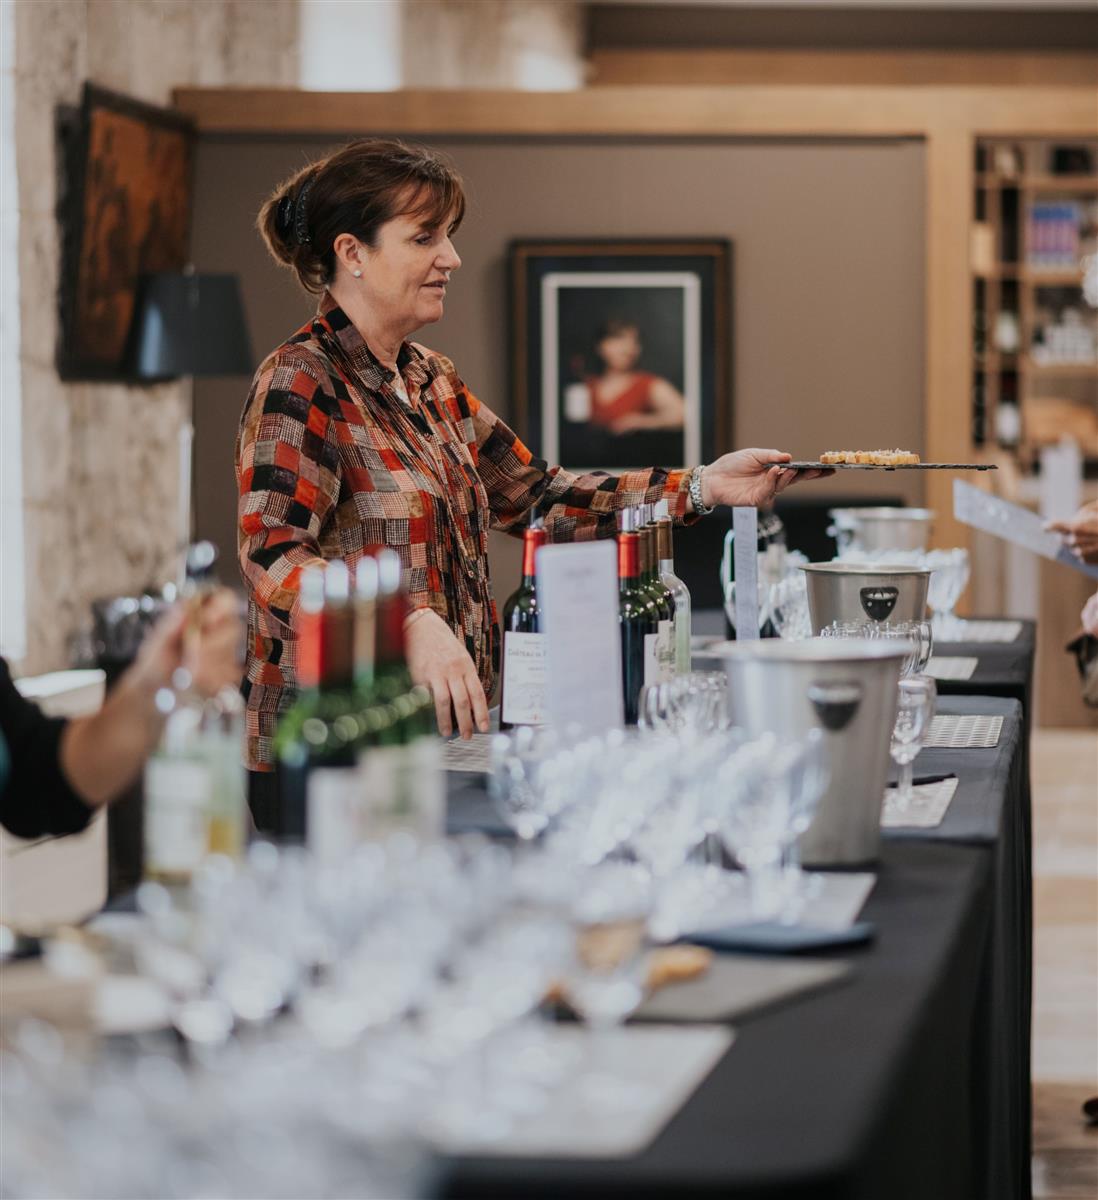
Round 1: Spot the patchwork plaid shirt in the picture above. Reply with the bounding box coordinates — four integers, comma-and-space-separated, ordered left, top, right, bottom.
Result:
237, 293, 694, 770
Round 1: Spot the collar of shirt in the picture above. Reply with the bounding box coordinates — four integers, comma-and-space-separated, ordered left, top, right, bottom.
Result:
315, 291, 430, 397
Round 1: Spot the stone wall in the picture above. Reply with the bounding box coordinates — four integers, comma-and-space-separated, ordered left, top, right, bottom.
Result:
11, 0, 298, 675
402, 0, 584, 89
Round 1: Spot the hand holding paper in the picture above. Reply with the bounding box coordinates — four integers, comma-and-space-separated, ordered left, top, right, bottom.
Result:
1045, 499, 1098, 565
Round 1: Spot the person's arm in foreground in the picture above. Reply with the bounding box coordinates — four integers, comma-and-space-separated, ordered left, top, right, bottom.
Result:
60, 590, 242, 806
1, 592, 241, 840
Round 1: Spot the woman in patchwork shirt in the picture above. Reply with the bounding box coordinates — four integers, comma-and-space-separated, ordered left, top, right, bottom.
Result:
239, 137, 822, 814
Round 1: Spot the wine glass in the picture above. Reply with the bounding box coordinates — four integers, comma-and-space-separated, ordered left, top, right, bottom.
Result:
488, 726, 562, 841
889, 676, 937, 811
714, 735, 791, 919
563, 863, 652, 1112
776, 729, 829, 922
926, 548, 970, 640
768, 573, 811, 641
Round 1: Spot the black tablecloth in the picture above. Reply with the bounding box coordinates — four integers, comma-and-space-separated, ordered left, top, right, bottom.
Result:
442, 694, 1030, 1200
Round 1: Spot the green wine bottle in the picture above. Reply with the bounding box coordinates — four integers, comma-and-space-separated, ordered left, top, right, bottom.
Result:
499, 517, 547, 729
273, 561, 358, 845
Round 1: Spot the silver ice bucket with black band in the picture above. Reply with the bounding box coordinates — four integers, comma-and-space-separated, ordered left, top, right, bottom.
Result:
703, 638, 909, 865
800, 562, 930, 633
828, 507, 935, 555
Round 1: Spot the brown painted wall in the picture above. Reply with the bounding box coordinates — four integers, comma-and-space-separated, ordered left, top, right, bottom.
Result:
192, 135, 925, 596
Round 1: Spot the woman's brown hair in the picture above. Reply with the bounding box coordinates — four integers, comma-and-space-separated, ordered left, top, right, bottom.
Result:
257, 137, 465, 294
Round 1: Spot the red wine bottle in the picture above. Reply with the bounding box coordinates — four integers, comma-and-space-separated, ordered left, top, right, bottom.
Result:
500, 518, 547, 729
274, 562, 356, 843
618, 526, 655, 725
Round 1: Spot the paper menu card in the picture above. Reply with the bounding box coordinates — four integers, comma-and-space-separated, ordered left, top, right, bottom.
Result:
536, 540, 624, 732
954, 479, 1098, 580
732, 506, 761, 641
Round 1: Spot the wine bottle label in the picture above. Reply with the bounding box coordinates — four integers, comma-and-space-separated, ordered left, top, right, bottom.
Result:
359, 741, 445, 842
657, 618, 675, 682
644, 631, 661, 687
307, 767, 361, 862
501, 631, 547, 725
144, 758, 210, 876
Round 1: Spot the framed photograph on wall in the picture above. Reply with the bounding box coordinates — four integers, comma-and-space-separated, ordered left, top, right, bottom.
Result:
509, 239, 731, 471
57, 83, 195, 381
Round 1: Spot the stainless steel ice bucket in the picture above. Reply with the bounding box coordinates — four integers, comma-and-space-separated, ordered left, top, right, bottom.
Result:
828, 507, 935, 555
702, 638, 909, 865
800, 562, 930, 633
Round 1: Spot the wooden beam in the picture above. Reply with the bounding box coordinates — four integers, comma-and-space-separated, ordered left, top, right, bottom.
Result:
589, 49, 1098, 90
172, 85, 1098, 140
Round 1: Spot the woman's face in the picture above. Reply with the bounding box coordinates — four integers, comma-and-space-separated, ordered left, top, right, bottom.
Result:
360, 206, 461, 335
597, 326, 642, 372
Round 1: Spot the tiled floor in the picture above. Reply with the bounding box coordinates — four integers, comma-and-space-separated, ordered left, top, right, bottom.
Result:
1031, 730, 1098, 1199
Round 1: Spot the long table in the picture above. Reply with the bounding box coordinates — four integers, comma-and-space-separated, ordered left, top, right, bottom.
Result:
443, 694, 1029, 1200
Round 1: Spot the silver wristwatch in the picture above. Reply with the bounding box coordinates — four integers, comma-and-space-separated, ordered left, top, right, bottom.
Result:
688, 464, 714, 516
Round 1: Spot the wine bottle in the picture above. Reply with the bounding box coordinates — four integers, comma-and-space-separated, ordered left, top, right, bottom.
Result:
144, 541, 223, 885
499, 517, 547, 730
273, 561, 358, 847
355, 550, 444, 842
654, 501, 692, 676
618, 522, 656, 725
639, 503, 676, 682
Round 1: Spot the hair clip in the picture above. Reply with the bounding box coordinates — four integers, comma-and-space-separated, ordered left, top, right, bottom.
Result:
294, 177, 315, 246
275, 194, 295, 239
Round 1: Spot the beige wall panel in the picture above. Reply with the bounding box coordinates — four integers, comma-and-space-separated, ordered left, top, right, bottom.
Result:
193, 136, 924, 597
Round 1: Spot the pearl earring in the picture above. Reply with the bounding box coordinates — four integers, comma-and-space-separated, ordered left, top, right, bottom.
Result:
353, 269, 362, 278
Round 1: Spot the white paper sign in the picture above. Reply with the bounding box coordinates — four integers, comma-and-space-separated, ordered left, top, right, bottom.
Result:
954, 479, 1098, 580
732, 506, 760, 640
536, 541, 624, 732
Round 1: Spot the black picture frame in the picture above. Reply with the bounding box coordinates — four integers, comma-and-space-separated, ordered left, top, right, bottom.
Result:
57, 83, 195, 381
509, 239, 732, 471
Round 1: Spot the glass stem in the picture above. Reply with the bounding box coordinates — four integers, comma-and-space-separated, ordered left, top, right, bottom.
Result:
898, 758, 915, 808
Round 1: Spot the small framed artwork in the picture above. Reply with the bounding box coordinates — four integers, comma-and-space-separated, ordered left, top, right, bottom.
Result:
57, 83, 195, 381
509, 239, 732, 471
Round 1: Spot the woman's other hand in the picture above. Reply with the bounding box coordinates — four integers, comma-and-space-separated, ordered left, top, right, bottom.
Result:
1047, 500, 1098, 565
404, 608, 490, 739
699, 449, 831, 510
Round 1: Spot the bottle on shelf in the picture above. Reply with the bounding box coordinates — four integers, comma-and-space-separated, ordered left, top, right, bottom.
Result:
654, 499, 692, 675
617, 511, 657, 725
354, 550, 444, 844
144, 542, 246, 883
638, 503, 676, 682
499, 516, 548, 730
273, 561, 359, 847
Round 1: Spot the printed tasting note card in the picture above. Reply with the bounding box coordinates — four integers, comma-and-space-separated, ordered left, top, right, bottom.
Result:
536, 540, 624, 733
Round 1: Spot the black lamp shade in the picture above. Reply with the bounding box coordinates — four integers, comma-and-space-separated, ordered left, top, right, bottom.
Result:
132, 272, 253, 378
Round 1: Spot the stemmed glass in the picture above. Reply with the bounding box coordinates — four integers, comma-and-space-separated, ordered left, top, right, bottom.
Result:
560, 863, 653, 1112
775, 729, 829, 922
889, 676, 937, 811
488, 726, 565, 841
713, 735, 793, 919
768, 573, 812, 641
925, 548, 971, 640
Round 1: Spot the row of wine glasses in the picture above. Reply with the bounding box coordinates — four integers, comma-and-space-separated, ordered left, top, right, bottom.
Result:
819, 618, 933, 677
490, 715, 830, 934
